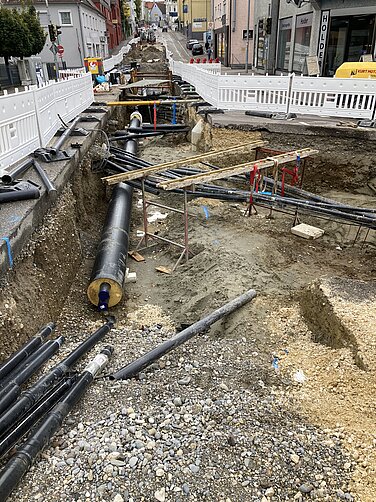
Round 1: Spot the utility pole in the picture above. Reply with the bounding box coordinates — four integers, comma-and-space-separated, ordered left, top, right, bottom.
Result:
266, 0, 280, 75
245, 0, 251, 73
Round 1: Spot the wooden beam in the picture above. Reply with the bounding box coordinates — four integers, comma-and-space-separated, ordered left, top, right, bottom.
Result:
157, 149, 318, 190
102, 141, 265, 185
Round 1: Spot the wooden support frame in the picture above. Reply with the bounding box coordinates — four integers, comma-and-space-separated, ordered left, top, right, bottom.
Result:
102, 141, 265, 185
157, 148, 318, 190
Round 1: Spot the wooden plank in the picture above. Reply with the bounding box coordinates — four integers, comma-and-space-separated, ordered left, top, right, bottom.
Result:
128, 250, 145, 262
102, 141, 265, 185
157, 148, 318, 190
156, 266, 172, 274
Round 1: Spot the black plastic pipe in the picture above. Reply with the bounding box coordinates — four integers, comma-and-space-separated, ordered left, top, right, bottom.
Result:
0, 319, 115, 437
0, 377, 76, 459
1, 159, 34, 184
33, 160, 56, 195
0, 337, 64, 415
0, 187, 40, 204
0, 323, 55, 383
112, 289, 257, 380
0, 346, 114, 501
50, 116, 81, 154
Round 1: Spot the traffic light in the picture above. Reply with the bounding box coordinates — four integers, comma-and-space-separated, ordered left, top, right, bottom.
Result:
266, 18, 272, 34
56, 25, 62, 38
48, 24, 56, 42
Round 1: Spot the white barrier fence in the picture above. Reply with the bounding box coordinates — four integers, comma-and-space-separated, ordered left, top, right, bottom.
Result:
103, 37, 140, 72
172, 61, 376, 120
0, 73, 94, 171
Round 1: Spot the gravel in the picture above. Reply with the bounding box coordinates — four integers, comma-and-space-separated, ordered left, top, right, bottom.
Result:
4, 308, 356, 501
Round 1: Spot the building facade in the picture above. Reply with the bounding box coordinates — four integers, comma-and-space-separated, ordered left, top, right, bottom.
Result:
180, 0, 211, 40
212, 0, 254, 66
94, 0, 123, 50
253, 0, 376, 76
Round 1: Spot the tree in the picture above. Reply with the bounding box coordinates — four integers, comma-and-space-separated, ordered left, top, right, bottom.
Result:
135, 0, 141, 22
21, 5, 46, 57
0, 5, 46, 83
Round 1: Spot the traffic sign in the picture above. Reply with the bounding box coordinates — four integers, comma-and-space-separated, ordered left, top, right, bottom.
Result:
49, 44, 58, 55
57, 45, 64, 56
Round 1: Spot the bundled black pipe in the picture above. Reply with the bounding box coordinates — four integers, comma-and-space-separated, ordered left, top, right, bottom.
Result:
106, 145, 376, 229
112, 289, 257, 380
0, 323, 55, 383
0, 337, 64, 415
0, 318, 115, 437
87, 115, 140, 311
0, 377, 77, 459
0, 346, 114, 501
1, 159, 34, 184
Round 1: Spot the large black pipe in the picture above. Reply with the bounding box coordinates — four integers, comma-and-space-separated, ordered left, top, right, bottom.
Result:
88, 116, 140, 311
0, 346, 114, 501
1, 159, 34, 184
112, 289, 257, 380
0, 319, 115, 437
0, 337, 64, 415
0, 377, 76, 459
0, 323, 55, 383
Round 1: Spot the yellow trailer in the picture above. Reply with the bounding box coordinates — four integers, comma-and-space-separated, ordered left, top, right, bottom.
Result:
335, 62, 376, 79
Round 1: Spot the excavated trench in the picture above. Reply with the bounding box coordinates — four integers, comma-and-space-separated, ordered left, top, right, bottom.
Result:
0, 93, 376, 500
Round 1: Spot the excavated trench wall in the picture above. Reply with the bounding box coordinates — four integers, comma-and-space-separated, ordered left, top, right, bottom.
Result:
0, 109, 127, 359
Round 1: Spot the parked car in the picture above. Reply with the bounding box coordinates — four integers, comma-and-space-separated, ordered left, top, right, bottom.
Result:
191, 43, 204, 56
186, 39, 199, 50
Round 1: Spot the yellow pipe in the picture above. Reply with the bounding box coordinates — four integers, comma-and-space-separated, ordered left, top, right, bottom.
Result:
106, 99, 203, 106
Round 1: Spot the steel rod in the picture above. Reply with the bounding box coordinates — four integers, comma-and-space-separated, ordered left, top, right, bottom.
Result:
33, 160, 56, 195
112, 289, 257, 380
1, 159, 34, 184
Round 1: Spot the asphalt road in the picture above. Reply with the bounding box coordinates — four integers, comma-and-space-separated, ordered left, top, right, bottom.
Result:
159, 30, 192, 63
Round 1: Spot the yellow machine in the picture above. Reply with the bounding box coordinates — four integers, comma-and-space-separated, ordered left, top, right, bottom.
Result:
335, 62, 376, 79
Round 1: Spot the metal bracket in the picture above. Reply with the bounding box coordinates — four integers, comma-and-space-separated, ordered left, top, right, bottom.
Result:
33, 148, 71, 163
79, 115, 101, 122
84, 107, 108, 114
271, 112, 297, 120
197, 107, 224, 116
357, 119, 375, 128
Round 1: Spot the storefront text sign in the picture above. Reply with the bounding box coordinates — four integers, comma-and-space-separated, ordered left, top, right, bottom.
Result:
317, 10, 330, 73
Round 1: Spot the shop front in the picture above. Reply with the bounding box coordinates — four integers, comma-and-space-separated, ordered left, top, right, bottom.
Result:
214, 26, 229, 65
322, 13, 376, 76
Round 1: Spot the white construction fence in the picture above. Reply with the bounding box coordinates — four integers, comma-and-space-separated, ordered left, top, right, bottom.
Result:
0, 73, 94, 172
172, 61, 376, 120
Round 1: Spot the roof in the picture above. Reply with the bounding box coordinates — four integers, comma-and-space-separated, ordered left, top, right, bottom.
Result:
2, 0, 106, 17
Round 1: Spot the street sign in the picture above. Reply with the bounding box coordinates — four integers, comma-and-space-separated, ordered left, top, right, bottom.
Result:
57, 45, 64, 56
49, 44, 58, 55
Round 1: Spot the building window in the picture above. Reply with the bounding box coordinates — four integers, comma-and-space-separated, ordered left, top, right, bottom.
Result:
59, 11, 72, 26
277, 17, 292, 71
293, 12, 313, 73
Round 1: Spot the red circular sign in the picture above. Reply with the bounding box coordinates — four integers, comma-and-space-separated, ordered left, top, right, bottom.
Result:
57, 45, 64, 55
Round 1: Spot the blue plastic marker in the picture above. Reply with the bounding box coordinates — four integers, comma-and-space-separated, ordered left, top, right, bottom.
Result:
1, 237, 13, 268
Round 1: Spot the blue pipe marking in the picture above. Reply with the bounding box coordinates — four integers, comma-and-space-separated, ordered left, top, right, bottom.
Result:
1, 237, 13, 268
202, 205, 209, 219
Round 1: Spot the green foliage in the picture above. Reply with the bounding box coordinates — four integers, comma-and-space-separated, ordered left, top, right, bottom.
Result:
135, 0, 141, 21
21, 5, 46, 56
0, 5, 46, 61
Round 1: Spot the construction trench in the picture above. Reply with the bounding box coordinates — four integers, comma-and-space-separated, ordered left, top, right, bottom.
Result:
0, 43, 375, 501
